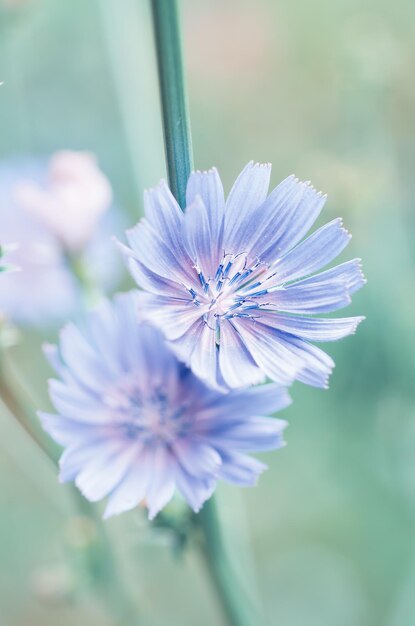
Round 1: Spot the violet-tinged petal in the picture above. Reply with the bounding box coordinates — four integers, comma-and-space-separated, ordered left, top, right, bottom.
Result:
146, 447, 176, 520
217, 451, 268, 486
207, 417, 287, 452
259, 314, 365, 342
103, 449, 152, 519
262, 281, 352, 314
175, 467, 216, 513
273, 218, 351, 284
224, 161, 271, 254
182, 196, 216, 276
219, 321, 265, 388
186, 167, 225, 265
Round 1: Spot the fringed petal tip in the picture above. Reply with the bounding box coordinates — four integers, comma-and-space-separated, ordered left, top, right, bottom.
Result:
143, 178, 169, 196
191, 166, 219, 176
112, 236, 136, 260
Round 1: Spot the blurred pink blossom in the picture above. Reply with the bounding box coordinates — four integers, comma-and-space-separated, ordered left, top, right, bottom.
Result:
14, 151, 112, 252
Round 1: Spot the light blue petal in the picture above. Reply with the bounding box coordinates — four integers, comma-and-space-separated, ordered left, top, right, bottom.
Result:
144, 179, 183, 237
43, 343, 63, 375
137, 292, 201, 340
146, 446, 176, 520
103, 447, 152, 519
293, 258, 366, 294
226, 174, 299, 262
172, 439, 221, 477
175, 466, 216, 513
224, 162, 271, 254
232, 317, 304, 385
263, 281, 352, 314
273, 218, 351, 283
274, 334, 335, 389
39, 412, 98, 447
126, 218, 197, 287
59, 441, 109, 482
59, 323, 112, 393
74, 439, 130, 502
196, 384, 292, 423
182, 195, 216, 276
255, 181, 326, 264
217, 451, 267, 486
219, 321, 265, 388
48, 379, 107, 423
207, 417, 287, 452
259, 313, 365, 342
189, 324, 219, 387
241, 177, 325, 264
186, 167, 225, 264
168, 319, 205, 366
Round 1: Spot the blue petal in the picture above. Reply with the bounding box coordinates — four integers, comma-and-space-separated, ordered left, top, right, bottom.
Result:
186, 167, 225, 264
137, 292, 201, 340
144, 179, 183, 239
232, 317, 304, 385
103, 447, 153, 519
292, 258, 366, 294
274, 334, 335, 389
116, 240, 184, 297
259, 313, 365, 341
59, 323, 113, 393
217, 451, 267, 486
224, 162, 271, 254
146, 446, 176, 520
273, 218, 351, 283
207, 417, 287, 452
172, 439, 221, 477
39, 411, 99, 447
59, 441, 110, 482
74, 440, 132, 502
219, 321, 265, 388
175, 466, 216, 513
182, 195, 216, 276
48, 379, 108, 423
126, 218, 197, 287
189, 324, 219, 387
196, 384, 292, 423
248, 178, 326, 264
263, 281, 352, 314
169, 318, 205, 365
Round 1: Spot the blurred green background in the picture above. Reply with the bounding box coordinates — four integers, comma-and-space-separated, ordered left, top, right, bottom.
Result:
0, 0, 415, 624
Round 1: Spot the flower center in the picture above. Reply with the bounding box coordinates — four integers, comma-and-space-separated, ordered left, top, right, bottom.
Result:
189, 252, 271, 333
104, 378, 188, 444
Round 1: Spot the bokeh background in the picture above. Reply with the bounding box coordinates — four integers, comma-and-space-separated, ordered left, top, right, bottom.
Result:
0, 0, 414, 624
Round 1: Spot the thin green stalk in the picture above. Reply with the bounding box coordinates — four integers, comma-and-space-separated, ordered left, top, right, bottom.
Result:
151, 2, 258, 624
197, 499, 259, 626
151, 0, 193, 208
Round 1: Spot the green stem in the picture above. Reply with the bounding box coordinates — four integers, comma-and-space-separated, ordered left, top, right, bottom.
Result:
197, 499, 259, 626
0, 367, 59, 465
151, 0, 193, 209
151, 2, 257, 624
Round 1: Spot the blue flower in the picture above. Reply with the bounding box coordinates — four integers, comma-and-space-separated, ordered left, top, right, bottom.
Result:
39, 292, 289, 519
120, 162, 365, 390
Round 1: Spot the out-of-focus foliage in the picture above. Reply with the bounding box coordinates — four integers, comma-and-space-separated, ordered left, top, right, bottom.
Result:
0, 0, 414, 625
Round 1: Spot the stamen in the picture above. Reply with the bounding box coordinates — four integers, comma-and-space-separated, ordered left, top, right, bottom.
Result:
228, 271, 241, 286
247, 289, 268, 298
214, 264, 223, 281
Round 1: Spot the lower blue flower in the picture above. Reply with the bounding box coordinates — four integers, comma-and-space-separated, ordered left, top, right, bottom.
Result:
39, 292, 290, 519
